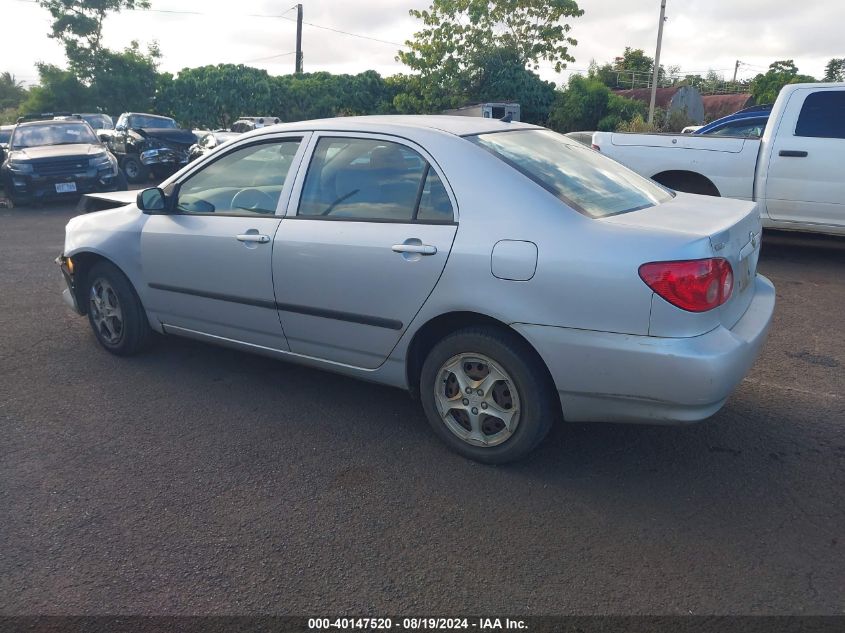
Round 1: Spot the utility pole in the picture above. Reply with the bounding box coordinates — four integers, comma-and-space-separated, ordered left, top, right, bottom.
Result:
648, 0, 667, 124
732, 60, 740, 83
295, 3, 303, 74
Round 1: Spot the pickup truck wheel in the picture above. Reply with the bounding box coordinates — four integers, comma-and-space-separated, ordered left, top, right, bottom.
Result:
86, 261, 152, 356
122, 156, 149, 184
420, 326, 556, 464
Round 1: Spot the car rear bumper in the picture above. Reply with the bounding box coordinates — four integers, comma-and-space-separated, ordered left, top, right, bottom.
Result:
513, 274, 776, 424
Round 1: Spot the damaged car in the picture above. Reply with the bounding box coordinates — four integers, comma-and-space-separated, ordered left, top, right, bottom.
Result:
1, 116, 126, 206
108, 112, 196, 183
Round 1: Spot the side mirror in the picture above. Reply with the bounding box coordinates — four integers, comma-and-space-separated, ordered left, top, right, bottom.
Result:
137, 187, 167, 213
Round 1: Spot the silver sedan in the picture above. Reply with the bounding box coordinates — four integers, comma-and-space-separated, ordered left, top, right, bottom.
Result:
58, 116, 775, 463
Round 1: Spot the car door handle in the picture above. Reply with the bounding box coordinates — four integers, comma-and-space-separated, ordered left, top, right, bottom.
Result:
392, 243, 437, 255
236, 233, 270, 243
779, 150, 808, 157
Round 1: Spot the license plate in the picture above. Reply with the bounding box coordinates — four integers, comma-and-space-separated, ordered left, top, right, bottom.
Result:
55, 182, 77, 193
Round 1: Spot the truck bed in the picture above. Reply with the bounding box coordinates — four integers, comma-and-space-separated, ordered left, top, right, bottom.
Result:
591, 131, 761, 201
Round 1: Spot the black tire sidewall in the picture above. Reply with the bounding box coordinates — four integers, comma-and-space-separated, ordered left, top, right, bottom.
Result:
419, 328, 555, 464
86, 262, 150, 356
121, 156, 147, 183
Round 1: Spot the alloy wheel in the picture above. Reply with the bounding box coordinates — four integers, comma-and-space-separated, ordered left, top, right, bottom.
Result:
89, 278, 124, 345
434, 353, 521, 447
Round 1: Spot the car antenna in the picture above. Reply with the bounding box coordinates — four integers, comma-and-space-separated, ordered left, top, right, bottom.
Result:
500, 112, 513, 123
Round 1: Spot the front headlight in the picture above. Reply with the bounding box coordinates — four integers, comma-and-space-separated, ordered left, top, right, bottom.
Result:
8, 159, 34, 174
144, 138, 165, 150
88, 150, 111, 168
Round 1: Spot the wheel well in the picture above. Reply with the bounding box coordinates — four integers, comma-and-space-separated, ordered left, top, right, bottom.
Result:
652, 170, 721, 196
68, 252, 122, 314
405, 311, 558, 406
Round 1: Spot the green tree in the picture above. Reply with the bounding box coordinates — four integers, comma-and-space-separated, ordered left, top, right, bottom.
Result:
590, 47, 665, 89
465, 48, 556, 124
823, 58, 845, 82
548, 74, 645, 132
398, 0, 583, 112
20, 63, 95, 113
157, 64, 276, 128
37, 0, 151, 79
0, 72, 28, 110
750, 60, 816, 104
92, 41, 161, 113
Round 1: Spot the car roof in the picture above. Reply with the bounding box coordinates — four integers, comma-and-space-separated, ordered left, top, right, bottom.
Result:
252, 115, 538, 138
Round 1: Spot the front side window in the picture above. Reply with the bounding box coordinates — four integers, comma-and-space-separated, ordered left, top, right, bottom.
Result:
298, 137, 453, 222
175, 139, 301, 216
468, 129, 673, 218
795, 91, 845, 139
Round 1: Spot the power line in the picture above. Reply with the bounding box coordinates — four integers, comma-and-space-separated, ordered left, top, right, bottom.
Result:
12, 0, 405, 46
241, 51, 296, 64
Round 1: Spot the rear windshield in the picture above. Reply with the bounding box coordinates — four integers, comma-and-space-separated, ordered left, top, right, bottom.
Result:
467, 129, 673, 218
11, 122, 98, 149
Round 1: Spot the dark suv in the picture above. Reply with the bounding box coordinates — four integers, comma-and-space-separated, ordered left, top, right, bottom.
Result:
108, 112, 196, 183
0, 117, 125, 206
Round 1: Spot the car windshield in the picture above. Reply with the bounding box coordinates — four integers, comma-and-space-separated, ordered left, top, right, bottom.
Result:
129, 115, 177, 129
467, 129, 673, 218
11, 122, 98, 149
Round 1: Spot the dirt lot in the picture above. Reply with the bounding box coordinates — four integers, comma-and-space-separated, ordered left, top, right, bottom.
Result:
0, 201, 843, 614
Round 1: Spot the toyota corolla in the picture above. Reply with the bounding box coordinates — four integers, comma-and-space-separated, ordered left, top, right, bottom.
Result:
57, 116, 775, 463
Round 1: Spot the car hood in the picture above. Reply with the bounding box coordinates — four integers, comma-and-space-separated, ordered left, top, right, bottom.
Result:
12, 144, 99, 160
133, 128, 196, 146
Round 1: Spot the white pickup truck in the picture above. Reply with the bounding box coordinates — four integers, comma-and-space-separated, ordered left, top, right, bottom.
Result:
592, 83, 845, 236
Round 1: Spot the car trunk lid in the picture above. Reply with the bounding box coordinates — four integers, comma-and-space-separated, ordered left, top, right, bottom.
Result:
602, 192, 762, 330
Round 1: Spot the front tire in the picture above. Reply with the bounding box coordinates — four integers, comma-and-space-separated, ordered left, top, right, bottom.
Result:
121, 155, 149, 184
86, 261, 152, 356
419, 326, 557, 464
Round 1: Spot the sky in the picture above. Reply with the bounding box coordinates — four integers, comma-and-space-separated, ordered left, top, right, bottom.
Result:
1, 0, 842, 89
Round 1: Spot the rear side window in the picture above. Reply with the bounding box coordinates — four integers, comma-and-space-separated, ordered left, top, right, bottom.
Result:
468, 129, 672, 218
298, 137, 453, 222
795, 91, 845, 139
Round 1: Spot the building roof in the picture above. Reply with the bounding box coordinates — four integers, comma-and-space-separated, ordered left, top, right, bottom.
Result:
701, 94, 755, 120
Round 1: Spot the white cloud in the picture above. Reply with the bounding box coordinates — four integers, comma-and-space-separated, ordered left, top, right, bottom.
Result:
1, 0, 841, 89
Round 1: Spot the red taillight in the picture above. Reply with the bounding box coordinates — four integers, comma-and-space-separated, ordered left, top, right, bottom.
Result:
591, 143, 601, 151
639, 258, 733, 312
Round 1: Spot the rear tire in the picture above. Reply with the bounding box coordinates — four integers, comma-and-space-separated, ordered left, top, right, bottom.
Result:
86, 261, 152, 356
419, 326, 557, 464
121, 155, 149, 184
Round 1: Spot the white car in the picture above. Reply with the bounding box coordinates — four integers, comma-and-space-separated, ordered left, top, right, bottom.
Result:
59, 116, 775, 463
593, 83, 845, 236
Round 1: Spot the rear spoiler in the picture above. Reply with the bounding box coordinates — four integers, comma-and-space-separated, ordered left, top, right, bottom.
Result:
76, 190, 138, 213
